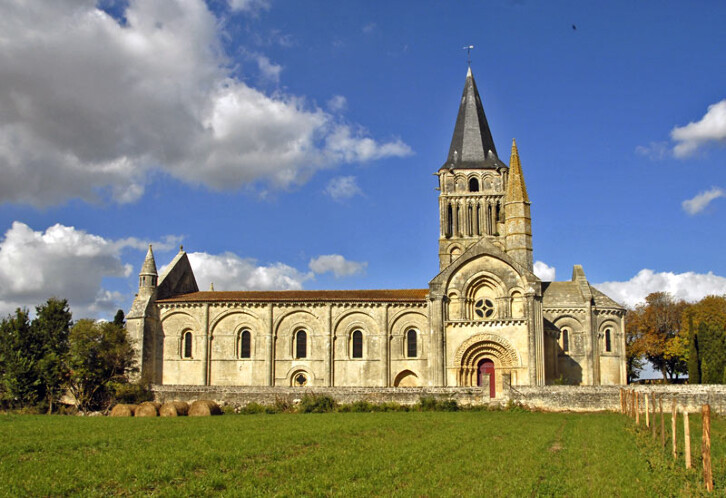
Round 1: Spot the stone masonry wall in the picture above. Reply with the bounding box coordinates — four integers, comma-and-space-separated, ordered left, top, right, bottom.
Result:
153, 384, 726, 413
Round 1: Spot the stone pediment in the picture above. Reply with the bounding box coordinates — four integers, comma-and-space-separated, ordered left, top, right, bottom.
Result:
429, 235, 540, 297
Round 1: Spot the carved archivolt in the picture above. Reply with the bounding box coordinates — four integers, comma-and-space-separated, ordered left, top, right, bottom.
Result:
453, 333, 521, 368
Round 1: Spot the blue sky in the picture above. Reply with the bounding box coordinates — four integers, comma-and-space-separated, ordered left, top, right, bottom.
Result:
1, 0, 725, 321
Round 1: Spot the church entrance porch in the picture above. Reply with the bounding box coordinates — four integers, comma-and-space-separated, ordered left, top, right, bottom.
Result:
453, 333, 520, 396
477, 359, 495, 397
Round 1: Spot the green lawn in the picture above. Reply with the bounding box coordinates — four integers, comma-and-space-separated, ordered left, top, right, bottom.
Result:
1, 410, 723, 496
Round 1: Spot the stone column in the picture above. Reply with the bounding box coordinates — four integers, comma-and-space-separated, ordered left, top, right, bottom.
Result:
325, 304, 333, 387
381, 304, 390, 387
533, 298, 545, 385
202, 303, 209, 386
429, 289, 446, 386
266, 303, 274, 386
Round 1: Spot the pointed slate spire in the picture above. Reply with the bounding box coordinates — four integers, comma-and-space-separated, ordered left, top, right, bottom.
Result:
506, 139, 529, 203
445, 67, 504, 169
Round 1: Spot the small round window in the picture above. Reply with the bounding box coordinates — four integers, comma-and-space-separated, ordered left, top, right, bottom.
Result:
475, 299, 495, 318
294, 373, 307, 387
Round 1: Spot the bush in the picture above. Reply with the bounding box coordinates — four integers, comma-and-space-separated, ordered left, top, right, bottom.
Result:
112, 379, 153, 405
241, 402, 266, 414
299, 394, 336, 413
417, 396, 458, 412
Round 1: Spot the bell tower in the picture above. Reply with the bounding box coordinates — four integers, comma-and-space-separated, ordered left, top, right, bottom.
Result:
437, 68, 510, 270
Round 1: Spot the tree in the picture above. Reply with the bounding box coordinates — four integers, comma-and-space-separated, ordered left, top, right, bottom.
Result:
67, 319, 136, 412
687, 315, 701, 384
624, 309, 646, 382
32, 298, 73, 413
682, 295, 726, 384
113, 309, 125, 328
0, 309, 41, 407
630, 292, 688, 382
698, 321, 726, 384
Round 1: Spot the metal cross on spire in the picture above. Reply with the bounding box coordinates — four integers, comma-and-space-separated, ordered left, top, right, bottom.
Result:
463, 45, 474, 66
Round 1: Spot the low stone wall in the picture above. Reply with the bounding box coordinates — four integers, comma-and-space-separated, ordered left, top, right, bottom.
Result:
509, 385, 726, 414
152, 385, 494, 407
151, 384, 726, 414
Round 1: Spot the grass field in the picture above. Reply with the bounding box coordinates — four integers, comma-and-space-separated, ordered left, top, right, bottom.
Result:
1, 410, 723, 496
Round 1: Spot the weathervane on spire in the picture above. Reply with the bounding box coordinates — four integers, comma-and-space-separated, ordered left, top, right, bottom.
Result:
463, 45, 474, 66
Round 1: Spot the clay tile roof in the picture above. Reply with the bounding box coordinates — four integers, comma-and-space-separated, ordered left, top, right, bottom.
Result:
157, 289, 429, 304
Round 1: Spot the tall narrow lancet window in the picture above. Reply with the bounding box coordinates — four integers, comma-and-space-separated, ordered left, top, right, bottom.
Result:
407, 329, 418, 358
239, 330, 251, 359
605, 329, 612, 353
446, 204, 453, 238
352, 330, 363, 358
467, 205, 473, 236
182, 331, 192, 359
487, 205, 493, 234
456, 206, 461, 236
295, 330, 307, 359
469, 177, 479, 192
562, 329, 570, 353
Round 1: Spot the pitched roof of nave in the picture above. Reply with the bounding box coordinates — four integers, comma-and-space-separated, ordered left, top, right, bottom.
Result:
541, 281, 622, 308
156, 289, 429, 304
444, 67, 507, 170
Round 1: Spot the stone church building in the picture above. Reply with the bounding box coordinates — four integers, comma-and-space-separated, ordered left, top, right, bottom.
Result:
127, 68, 627, 397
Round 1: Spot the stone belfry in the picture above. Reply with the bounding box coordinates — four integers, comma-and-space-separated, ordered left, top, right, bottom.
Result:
437, 67, 511, 270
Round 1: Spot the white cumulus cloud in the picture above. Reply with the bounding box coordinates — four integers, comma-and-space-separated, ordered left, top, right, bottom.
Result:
594, 269, 726, 308
187, 252, 313, 291
309, 254, 367, 278
682, 187, 725, 215
0, 0, 411, 206
327, 95, 348, 112
0, 221, 176, 317
533, 261, 556, 281
671, 99, 726, 157
325, 176, 362, 200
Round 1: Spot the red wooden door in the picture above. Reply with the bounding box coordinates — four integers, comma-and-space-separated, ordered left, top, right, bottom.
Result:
477, 359, 495, 398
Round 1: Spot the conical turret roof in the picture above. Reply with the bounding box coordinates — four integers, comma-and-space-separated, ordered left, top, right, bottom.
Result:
444, 67, 505, 169
140, 244, 158, 276
506, 139, 529, 203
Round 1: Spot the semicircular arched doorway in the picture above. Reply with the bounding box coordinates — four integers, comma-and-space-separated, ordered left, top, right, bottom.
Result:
477, 359, 495, 398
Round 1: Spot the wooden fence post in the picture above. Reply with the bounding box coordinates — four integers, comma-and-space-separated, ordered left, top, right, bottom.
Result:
643, 393, 650, 429
650, 393, 655, 439
672, 397, 677, 460
683, 410, 691, 470
636, 392, 640, 425
702, 404, 713, 492
660, 396, 665, 448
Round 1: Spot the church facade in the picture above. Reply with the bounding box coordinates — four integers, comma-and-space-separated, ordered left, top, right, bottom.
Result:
127, 68, 627, 397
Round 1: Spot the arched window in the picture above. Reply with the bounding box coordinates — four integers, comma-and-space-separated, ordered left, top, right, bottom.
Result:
295, 330, 307, 359
469, 177, 479, 192
407, 329, 417, 358
182, 331, 192, 359
446, 204, 453, 238
605, 329, 612, 352
239, 330, 251, 358
352, 330, 363, 358
562, 329, 570, 353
